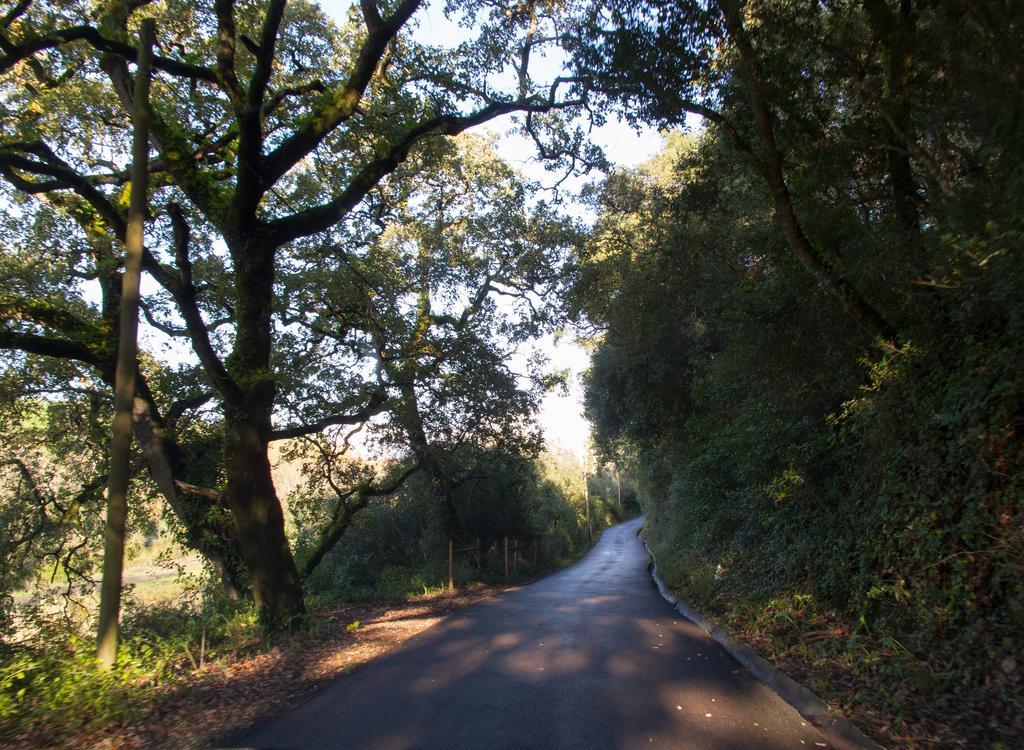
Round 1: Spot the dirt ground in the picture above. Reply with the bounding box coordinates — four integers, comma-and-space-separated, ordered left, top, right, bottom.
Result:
64, 584, 511, 750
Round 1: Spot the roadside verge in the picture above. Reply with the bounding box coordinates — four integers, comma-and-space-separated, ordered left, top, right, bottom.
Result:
639, 530, 883, 750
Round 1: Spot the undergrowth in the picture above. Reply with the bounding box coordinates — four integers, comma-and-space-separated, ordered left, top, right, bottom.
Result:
0, 596, 260, 745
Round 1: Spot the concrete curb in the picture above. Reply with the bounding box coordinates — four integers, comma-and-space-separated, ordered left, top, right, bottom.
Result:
639, 530, 883, 750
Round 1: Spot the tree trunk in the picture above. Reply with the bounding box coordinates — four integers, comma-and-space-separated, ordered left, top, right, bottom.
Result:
130, 378, 247, 598
615, 470, 622, 515
222, 232, 305, 630
98, 19, 154, 669
717, 0, 898, 342
394, 378, 460, 533
862, 0, 943, 331
223, 414, 305, 630
864, 0, 920, 242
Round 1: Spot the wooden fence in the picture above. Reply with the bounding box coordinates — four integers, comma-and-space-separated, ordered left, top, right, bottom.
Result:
446, 537, 543, 591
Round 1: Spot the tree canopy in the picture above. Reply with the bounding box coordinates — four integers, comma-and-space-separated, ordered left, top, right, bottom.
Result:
0, 0, 588, 629
1, 1, 1022, 743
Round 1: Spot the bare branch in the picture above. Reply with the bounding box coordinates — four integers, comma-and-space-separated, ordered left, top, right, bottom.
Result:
174, 479, 222, 500
300, 460, 420, 578
269, 391, 389, 441
0, 24, 218, 83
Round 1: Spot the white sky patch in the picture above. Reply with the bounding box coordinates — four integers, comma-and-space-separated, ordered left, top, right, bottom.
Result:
517, 123, 663, 457
530, 333, 592, 457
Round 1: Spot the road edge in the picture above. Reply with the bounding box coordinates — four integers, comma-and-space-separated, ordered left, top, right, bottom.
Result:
639, 529, 883, 750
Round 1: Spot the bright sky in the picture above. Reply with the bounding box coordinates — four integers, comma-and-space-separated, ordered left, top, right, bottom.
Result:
526, 126, 663, 457
476, 121, 665, 457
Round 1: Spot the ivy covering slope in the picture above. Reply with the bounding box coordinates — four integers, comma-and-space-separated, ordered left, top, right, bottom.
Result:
571, 5, 1024, 741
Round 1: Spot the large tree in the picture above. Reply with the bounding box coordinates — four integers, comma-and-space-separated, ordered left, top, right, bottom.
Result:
0, 0, 586, 628
569, 0, 1012, 340
284, 134, 577, 577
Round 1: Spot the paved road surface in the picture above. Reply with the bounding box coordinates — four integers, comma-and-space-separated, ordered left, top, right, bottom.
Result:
227, 519, 830, 749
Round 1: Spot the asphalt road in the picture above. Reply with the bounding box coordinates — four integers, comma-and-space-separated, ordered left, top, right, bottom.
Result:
226, 518, 830, 749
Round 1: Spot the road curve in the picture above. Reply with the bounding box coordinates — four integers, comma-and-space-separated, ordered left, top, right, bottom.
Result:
226, 519, 830, 749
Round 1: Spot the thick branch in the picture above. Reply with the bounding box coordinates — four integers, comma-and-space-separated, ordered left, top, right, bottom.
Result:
1, 0, 31, 29
0, 296, 105, 363
0, 24, 218, 82
230, 0, 287, 211
0, 329, 98, 364
166, 392, 213, 426
0, 146, 127, 235
174, 479, 222, 500
248, 0, 286, 115
259, 0, 423, 187
269, 391, 389, 441
268, 100, 545, 244
679, 100, 757, 161
262, 81, 327, 116
163, 203, 243, 404
0, 458, 45, 509
213, 0, 243, 105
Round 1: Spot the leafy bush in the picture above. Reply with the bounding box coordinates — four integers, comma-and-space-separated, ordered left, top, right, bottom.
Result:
298, 447, 627, 605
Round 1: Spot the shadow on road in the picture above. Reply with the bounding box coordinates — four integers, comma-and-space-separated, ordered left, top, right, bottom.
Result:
223, 520, 826, 750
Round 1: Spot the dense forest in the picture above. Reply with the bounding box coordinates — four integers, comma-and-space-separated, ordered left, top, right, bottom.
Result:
572, 1, 1023, 746
0, 0, 1021, 747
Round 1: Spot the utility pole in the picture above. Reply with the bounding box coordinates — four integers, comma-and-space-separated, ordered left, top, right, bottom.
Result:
584, 470, 592, 540
97, 19, 155, 670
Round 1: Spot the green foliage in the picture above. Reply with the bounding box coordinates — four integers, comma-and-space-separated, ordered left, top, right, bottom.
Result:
583, 135, 1024, 684
574, 5, 1024, 738
0, 635, 133, 738
299, 447, 623, 604
0, 0, 590, 627
0, 588, 260, 743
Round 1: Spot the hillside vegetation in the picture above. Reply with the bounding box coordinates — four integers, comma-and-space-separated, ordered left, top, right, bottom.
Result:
573, 1, 1024, 743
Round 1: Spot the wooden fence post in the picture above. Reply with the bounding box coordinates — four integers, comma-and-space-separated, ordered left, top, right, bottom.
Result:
585, 476, 592, 540
448, 540, 454, 592
615, 469, 623, 514
476, 538, 481, 571
504, 536, 509, 580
